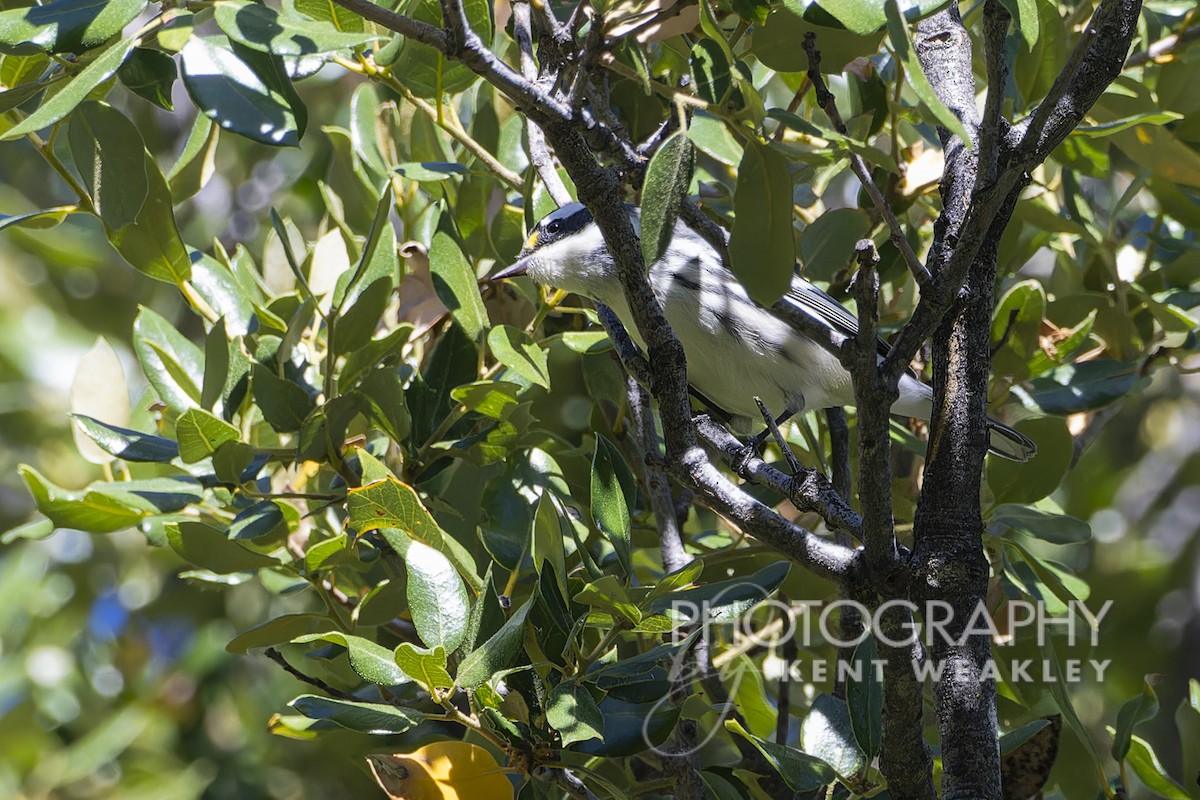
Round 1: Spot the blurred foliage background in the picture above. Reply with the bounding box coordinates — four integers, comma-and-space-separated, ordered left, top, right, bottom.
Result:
0, 0, 1198, 798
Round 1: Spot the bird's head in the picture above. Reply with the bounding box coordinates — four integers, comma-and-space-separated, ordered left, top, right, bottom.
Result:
491, 203, 625, 302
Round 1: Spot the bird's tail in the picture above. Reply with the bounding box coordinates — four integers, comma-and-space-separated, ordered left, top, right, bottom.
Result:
987, 419, 1037, 462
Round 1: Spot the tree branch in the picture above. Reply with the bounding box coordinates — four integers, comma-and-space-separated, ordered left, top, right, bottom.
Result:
803, 33, 930, 286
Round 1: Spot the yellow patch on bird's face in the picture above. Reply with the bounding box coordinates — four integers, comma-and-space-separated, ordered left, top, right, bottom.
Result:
523, 230, 539, 250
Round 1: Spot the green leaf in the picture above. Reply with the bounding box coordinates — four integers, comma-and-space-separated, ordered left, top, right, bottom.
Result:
70, 414, 179, 463
532, 493, 568, 600
687, 112, 742, 166
578, 694, 681, 757
456, 596, 532, 688
884, 0, 973, 147
181, 35, 302, 147
1028, 359, 1146, 415
817, 0, 947, 35
559, 331, 611, 354
395, 162, 468, 182
1075, 111, 1184, 137
730, 139, 795, 305
1026, 309, 1095, 377
251, 363, 315, 433
167, 521, 280, 574
1, 518, 56, 544
86, 476, 202, 514
356, 367, 411, 441
193, 257, 256, 338
987, 418, 1071, 505
800, 694, 865, 780
176, 408, 240, 462
226, 613, 329, 653
167, 112, 220, 202
1112, 675, 1160, 762
19, 465, 148, 533
304, 533, 350, 571
68, 101, 148, 229
847, 634, 882, 760
133, 306, 205, 410
999, 718, 1051, 756
752, 4, 882, 74
1, 37, 136, 140
547, 681, 603, 746
293, 0, 367, 32
0, 206, 76, 232
338, 325, 413, 389
387, 0, 493, 98
430, 225, 489, 341
346, 476, 483, 591
387, 530, 470, 651
1039, 637, 1107, 774
992, 504, 1091, 544
487, 325, 549, 389
574, 574, 641, 625
725, 718, 837, 791
450, 380, 521, 420
118, 47, 177, 110
998, 0, 1039, 49
798, 208, 871, 282
1175, 680, 1200, 799
1123, 733, 1190, 799
640, 131, 694, 269
393, 643, 454, 692
0, 0, 147, 56
289, 694, 424, 735
690, 39, 732, 106
67, 102, 191, 283
230, 500, 286, 541
292, 631, 410, 686
590, 435, 632, 577
215, 0, 377, 56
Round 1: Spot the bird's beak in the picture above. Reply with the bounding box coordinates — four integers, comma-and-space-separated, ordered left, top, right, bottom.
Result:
488, 254, 532, 282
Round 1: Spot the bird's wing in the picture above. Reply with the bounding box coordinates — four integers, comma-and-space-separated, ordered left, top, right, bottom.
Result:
783, 277, 893, 359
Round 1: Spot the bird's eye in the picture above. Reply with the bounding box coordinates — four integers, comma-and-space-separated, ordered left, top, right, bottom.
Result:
547, 220, 561, 234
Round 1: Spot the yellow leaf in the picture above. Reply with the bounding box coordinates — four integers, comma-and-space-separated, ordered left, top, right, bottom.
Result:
367, 741, 514, 800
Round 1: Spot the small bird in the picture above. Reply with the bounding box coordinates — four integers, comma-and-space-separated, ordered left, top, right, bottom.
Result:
493, 202, 1036, 462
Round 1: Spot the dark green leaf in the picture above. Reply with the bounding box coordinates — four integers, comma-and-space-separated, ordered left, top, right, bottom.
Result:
726, 718, 837, 791
1028, 359, 1147, 414
799, 208, 871, 282
487, 325, 548, 389
356, 367, 412, 442
993, 504, 1091, 544
799, 693, 865, 779
251, 363, 315, 433
68, 101, 148, 229
590, 435, 632, 577
690, 39, 732, 106
70, 414, 179, 463
640, 131, 694, 267
226, 613, 329, 652
181, 36, 302, 147
847, 634, 882, 760
346, 476, 483, 591
167, 112, 220, 202
730, 139, 795, 305
430, 225, 489, 341
118, 47, 177, 110
133, 306, 204, 410
229, 500, 286, 541
292, 631, 410, 685
456, 596, 532, 688
19, 465, 145, 533
192, 254, 256, 336
387, 0, 493, 98
1, 37, 136, 140
216, 0, 377, 56
289, 694, 424, 735
167, 521, 280, 574
0, 0, 146, 55
1112, 675, 1160, 762
987, 418, 1071, 505
387, 529, 470, 651
547, 681, 603, 746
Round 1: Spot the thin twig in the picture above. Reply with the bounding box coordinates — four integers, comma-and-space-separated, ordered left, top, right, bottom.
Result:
264, 647, 358, 701
513, 0, 573, 205
803, 33, 930, 286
